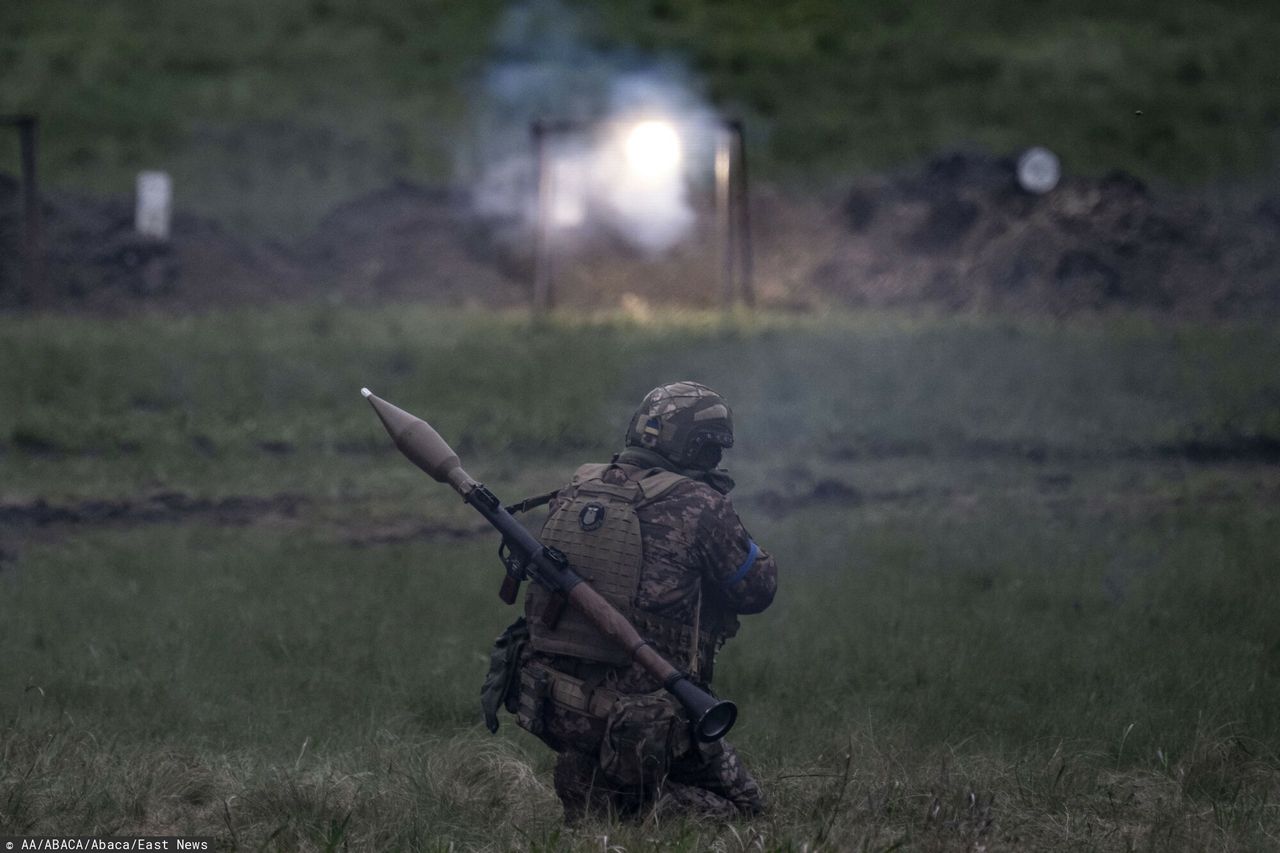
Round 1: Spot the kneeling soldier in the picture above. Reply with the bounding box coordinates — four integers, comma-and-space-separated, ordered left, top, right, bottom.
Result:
483, 381, 777, 822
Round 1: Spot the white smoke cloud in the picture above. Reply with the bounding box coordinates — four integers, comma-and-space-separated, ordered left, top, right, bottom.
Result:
466, 0, 721, 256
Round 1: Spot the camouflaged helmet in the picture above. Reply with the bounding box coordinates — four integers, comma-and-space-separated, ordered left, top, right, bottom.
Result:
625, 381, 734, 468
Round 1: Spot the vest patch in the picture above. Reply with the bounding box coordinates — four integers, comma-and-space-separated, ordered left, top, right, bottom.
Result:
579, 503, 606, 531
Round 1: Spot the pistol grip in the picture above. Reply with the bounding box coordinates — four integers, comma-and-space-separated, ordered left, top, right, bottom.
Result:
499, 574, 521, 605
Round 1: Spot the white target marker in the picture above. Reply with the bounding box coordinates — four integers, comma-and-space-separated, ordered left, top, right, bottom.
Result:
135, 170, 173, 239
1017, 147, 1061, 195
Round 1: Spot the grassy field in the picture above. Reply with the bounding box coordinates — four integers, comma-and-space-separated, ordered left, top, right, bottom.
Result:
2, 306, 1280, 850
3, 0, 1279, 236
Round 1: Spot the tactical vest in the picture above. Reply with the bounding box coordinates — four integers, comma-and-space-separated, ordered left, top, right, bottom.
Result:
526, 463, 688, 667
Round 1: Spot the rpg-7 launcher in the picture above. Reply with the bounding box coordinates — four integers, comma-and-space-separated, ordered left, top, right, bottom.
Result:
361, 388, 737, 742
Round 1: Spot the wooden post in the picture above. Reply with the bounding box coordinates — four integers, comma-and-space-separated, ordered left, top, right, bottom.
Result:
717, 120, 755, 311
3, 115, 47, 307
729, 120, 755, 308
530, 120, 554, 314
715, 126, 734, 309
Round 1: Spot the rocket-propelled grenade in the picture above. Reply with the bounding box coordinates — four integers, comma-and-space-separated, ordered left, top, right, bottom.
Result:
361, 388, 477, 496
361, 388, 737, 742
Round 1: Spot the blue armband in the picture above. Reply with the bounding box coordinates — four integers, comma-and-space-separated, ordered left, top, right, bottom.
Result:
724, 540, 760, 587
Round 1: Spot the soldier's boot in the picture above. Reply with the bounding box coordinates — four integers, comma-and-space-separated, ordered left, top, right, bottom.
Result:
664, 738, 767, 818
651, 781, 743, 821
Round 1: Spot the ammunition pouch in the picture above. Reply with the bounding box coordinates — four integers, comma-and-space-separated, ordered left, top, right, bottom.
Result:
480, 617, 529, 734
511, 661, 610, 747
549, 668, 618, 718
514, 661, 693, 786
516, 662, 617, 717
515, 662, 552, 737
599, 691, 691, 787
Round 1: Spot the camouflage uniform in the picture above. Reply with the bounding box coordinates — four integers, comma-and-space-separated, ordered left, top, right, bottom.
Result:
492, 383, 777, 823
519, 461, 777, 821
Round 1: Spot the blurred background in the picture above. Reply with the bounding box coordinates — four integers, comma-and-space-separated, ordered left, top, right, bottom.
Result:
2, 0, 1279, 315
2, 1, 1279, 850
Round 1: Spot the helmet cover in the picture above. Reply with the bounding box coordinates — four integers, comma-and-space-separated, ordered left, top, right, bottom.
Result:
625, 381, 734, 468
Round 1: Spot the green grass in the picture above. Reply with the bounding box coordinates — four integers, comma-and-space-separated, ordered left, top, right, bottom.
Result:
3, 306, 1278, 498
2, 1, 1279, 237
2, 306, 1280, 849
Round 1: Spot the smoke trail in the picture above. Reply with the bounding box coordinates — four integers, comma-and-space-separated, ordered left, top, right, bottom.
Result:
466, 0, 720, 256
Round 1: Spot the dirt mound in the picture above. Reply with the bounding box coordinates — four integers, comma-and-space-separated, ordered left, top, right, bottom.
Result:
0, 177, 524, 313
299, 182, 525, 307
2, 154, 1277, 317
813, 152, 1280, 317
0, 174, 306, 313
